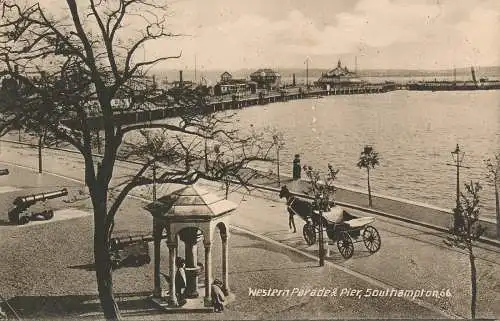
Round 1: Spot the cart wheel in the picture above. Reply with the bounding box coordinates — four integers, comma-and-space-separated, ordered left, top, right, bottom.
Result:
43, 210, 54, 220
363, 226, 381, 253
111, 260, 120, 269
303, 223, 316, 245
18, 215, 30, 225
337, 232, 354, 259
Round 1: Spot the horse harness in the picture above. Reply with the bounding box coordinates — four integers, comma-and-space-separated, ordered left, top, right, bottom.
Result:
286, 197, 301, 217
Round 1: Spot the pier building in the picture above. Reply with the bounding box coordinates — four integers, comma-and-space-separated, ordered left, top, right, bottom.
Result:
250, 69, 281, 90
214, 72, 257, 96
316, 60, 364, 89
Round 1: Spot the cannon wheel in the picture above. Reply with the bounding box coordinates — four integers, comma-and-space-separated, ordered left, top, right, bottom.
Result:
43, 210, 54, 220
303, 223, 316, 245
18, 215, 30, 225
362, 226, 381, 253
337, 232, 354, 259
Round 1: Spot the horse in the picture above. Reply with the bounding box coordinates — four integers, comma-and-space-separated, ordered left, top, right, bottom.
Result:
279, 186, 314, 232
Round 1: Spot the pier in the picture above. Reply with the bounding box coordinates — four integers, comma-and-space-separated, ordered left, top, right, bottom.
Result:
61, 84, 397, 130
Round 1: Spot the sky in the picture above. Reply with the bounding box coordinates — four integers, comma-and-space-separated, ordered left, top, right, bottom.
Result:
152, 0, 500, 71
34, 0, 500, 71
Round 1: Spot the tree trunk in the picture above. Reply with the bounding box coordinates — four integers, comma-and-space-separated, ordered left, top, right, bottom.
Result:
38, 135, 43, 174
92, 192, 121, 320
97, 130, 102, 154
469, 246, 477, 319
276, 149, 280, 187
495, 182, 499, 239
367, 167, 372, 207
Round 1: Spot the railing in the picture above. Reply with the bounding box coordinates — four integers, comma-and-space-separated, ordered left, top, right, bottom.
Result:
227, 178, 500, 248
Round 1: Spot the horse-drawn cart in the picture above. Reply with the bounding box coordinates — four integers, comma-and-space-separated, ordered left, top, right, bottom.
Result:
302, 206, 381, 259
280, 186, 381, 259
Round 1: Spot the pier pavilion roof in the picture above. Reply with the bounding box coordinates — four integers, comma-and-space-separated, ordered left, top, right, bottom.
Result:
317, 60, 364, 85
324, 60, 357, 78
250, 69, 281, 79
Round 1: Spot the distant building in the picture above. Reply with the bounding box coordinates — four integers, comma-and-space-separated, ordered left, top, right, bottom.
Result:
316, 60, 364, 89
249, 69, 281, 90
214, 72, 256, 96
220, 71, 232, 83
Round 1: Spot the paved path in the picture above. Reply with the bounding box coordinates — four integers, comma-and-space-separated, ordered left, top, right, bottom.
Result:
0, 142, 499, 319
0, 164, 442, 320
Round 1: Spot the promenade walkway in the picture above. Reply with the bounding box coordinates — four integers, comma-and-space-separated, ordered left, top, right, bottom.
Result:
0, 141, 499, 319
0, 161, 442, 320
244, 168, 499, 242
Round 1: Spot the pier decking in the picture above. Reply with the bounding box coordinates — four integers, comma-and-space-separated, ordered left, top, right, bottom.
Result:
62, 84, 397, 130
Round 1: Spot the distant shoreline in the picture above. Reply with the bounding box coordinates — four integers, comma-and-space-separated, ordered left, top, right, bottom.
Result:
152, 66, 500, 79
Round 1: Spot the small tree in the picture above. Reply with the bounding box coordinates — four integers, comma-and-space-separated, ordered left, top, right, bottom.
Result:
302, 163, 340, 265
271, 130, 285, 187
484, 154, 500, 239
357, 145, 379, 207
444, 181, 485, 319
302, 163, 340, 201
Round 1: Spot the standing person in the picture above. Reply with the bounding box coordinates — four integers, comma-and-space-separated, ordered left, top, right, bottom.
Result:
175, 257, 187, 305
211, 279, 225, 312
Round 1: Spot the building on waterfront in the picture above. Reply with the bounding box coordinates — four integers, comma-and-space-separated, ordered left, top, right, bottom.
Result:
316, 60, 365, 89
214, 71, 257, 96
249, 69, 281, 90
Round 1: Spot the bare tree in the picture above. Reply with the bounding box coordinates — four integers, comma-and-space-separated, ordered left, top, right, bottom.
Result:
444, 181, 485, 319
0, 1, 276, 319
484, 154, 500, 239
357, 145, 379, 207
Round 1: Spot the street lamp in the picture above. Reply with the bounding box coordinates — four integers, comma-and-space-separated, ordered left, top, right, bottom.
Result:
447, 144, 469, 231
272, 134, 281, 187
315, 194, 325, 267
451, 144, 464, 206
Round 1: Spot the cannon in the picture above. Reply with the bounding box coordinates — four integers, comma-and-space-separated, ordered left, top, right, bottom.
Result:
0, 169, 9, 176
109, 232, 168, 269
8, 188, 68, 225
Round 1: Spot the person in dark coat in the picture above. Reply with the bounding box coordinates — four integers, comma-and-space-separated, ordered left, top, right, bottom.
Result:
211, 279, 225, 312
175, 257, 187, 305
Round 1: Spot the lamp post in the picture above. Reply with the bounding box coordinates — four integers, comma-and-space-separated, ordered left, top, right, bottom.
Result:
316, 194, 325, 267
152, 161, 157, 201
446, 144, 469, 230
272, 134, 281, 187
452, 145, 463, 207
305, 57, 311, 90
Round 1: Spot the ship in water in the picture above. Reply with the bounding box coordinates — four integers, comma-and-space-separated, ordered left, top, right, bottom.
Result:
407, 67, 500, 91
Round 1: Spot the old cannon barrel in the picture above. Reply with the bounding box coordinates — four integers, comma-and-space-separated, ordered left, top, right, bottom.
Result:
0, 169, 9, 176
13, 188, 68, 206
111, 232, 168, 249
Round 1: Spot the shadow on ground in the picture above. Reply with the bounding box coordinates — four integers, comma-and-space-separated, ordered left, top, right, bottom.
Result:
5, 292, 162, 320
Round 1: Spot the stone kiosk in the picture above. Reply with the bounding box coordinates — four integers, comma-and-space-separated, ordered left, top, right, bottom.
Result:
145, 184, 237, 312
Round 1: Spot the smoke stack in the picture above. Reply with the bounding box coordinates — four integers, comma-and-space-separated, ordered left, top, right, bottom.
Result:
292, 73, 296, 87
179, 70, 183, 85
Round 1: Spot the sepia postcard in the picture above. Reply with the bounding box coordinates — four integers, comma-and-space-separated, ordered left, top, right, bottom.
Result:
0, 0, 498, 320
